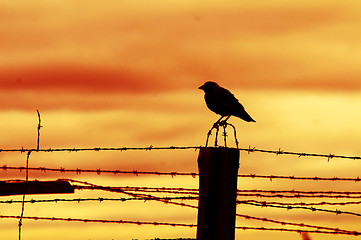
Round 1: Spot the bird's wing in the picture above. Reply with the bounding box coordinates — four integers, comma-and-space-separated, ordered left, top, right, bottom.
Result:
218, 87, 240, 106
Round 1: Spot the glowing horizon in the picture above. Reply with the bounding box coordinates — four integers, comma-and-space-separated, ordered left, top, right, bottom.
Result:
1, 1, 361, 239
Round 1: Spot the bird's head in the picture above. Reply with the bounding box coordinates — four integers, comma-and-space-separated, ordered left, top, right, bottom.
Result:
198, 81, 220, 92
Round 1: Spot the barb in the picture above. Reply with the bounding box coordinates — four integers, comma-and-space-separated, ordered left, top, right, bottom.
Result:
238, 201, 361, 217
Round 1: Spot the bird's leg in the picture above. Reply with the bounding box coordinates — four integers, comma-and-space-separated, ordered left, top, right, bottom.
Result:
213, 116, 225, 128
213, 116, 225, 147
206, 116, 226, 147
217, 115, 230, 147
206, 116, 222, 146
220, 115, 231, 125
205, 129, 211, 147
222, 122, 227, 147
214, 124, 220, 147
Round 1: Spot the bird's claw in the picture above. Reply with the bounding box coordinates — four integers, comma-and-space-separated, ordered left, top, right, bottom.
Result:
205, 118, 239, 149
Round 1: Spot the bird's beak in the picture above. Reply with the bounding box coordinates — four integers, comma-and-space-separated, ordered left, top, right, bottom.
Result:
198, 84, 204, 90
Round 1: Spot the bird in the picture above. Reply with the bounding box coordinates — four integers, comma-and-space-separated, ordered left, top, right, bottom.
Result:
198, 81, 255, 124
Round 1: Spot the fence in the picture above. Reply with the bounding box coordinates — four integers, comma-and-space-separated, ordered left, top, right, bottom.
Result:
1, 111, 361, 240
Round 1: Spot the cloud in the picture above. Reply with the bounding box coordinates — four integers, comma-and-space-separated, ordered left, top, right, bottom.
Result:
0, 64, 166, 93
2, 1, 361, 95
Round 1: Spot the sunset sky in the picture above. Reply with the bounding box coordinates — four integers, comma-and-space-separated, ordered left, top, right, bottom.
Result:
1, 1, 361, 239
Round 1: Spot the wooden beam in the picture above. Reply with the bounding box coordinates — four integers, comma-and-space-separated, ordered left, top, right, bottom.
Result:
0, 180, 74, 196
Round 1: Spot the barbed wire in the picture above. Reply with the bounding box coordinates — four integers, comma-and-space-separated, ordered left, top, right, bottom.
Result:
0, 215, 196, 227
238, 201, 361, 217
238, 199, 361, 207
5, 196, 361, 208
238, 189, 361, 195
68, 180, 361, 221
70, 182, 361, 199
236, 213, 359, 235
0, 145, 360, 161
3, 166, 361, 183
237, 193, 361, 199
72, 185, 198, 196
1, 196, 358, 235
0, 146, 201, 153
0, 166, 199, 177
0, 196, 198, 205
6, 183, 361, 236
66, 180, 361, 235
6, 110, 361, 240
0, 215, 359, 236
4, 179, 358, 236
234, 226, 361, 235
238, 174, 361, 182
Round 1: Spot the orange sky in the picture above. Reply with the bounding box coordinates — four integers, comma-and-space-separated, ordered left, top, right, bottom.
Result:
1, 1, 361, 240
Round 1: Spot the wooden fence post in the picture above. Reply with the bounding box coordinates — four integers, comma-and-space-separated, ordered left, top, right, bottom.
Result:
196, 147, 240, 240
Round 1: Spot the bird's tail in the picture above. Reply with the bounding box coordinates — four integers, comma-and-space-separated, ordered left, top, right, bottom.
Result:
243, 114, 256, 122
235, 109, 256, 122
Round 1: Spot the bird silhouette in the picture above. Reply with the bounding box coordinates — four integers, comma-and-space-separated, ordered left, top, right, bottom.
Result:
199, 81, 255, 124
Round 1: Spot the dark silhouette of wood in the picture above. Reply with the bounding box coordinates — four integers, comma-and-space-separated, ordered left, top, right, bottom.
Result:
0, 180, 74, 196
197, 147, 240, 240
